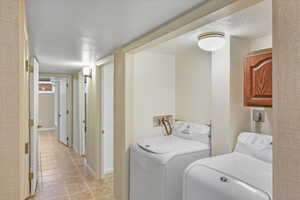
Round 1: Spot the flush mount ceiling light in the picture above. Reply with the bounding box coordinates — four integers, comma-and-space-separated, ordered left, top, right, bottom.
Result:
198, 32, 225, 51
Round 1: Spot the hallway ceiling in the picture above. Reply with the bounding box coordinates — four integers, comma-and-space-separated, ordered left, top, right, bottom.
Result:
26, 0, 208, 73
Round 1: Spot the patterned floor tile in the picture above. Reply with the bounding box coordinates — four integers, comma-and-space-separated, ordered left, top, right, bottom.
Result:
30, 132, 114, 200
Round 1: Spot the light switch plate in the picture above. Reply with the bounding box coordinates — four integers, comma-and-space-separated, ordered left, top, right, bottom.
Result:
253, 109, 265, 122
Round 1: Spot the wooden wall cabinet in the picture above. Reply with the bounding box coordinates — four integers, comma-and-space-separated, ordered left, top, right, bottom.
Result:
244, 48, 272, 107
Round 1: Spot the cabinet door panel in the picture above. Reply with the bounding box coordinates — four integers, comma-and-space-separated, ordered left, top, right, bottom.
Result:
244, 48, 272, 107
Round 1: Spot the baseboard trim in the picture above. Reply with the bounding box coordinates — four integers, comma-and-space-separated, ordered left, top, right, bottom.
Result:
38, 128, 56, 132
25, 195, 35, 200
85, 162, 96, 177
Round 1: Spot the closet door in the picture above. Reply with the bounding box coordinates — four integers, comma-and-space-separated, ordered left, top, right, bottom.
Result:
244, 48, 272, 107
58, 79, 68, 145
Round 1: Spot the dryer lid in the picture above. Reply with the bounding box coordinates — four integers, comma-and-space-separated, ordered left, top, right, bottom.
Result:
235, 132, 272, 163
185, 152, 272, 199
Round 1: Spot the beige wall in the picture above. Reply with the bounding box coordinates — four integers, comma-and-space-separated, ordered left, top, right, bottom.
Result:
175, 48, 211, 123
229, 37, 252, 149
133, 51, 175, 139
0, 0, 28, 199
211, 36, 252, 155
132, 49, 212, 139
39, 93, 55, 129
250, 35, 272, 51
273, 1, 300, 199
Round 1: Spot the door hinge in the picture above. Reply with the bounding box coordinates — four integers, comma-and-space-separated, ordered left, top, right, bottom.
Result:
28, 119, 34, 127
66, 83, 69, 88
101, 130, 105, 134
25, 61, 33, 72
28, 172, 34, 180
66, 110, 69, 115
25, 142, 29, 154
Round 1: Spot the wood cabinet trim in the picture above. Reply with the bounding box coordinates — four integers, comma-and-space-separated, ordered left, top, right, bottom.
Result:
246, 48, 272, 57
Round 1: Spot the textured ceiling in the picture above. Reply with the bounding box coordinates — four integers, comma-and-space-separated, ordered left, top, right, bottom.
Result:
150, 0, 272, 54
26, 0, 208, 73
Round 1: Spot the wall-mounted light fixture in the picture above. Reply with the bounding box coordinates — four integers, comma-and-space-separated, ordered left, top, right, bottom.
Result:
198, 32, 225, 51
83, 67, 92, 78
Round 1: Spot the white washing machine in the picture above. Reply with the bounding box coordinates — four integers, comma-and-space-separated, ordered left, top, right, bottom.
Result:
130, 121, 211, 200
183, 132, 273, 200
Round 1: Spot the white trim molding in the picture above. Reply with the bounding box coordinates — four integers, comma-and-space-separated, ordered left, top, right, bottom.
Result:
38, 128, 56, 132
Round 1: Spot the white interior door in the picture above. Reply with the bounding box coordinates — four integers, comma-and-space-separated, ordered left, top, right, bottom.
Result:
102, 63, 114, 175
54, 81, 59, 138
29, 58, 39, 194
58, 79, 68, 145
79, 73, 86, 155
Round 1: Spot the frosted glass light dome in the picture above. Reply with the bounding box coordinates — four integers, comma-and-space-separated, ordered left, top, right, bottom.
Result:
198, 32, 225, 51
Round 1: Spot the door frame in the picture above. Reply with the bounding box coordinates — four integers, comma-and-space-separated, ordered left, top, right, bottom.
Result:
39, 74, 73, 147
98, 57, 115, 179
96, 1, 264, 200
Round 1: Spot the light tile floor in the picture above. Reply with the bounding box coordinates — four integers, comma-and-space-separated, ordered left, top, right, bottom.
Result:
32, 132, 114, 200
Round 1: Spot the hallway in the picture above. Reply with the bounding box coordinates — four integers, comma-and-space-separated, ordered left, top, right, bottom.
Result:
33, 132, 114, 200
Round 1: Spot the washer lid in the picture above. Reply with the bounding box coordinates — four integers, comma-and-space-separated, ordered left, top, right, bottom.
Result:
173, 121, 210, 144
137, 135, 208, 154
